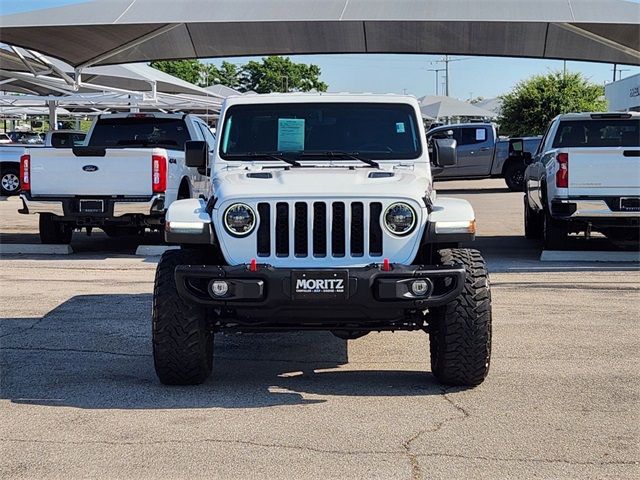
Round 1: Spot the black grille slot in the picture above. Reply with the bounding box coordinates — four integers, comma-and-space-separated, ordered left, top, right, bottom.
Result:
350, 202, 364, 256
332, 202, 345, 257
294, 202, 308, 257
256, 203, 270, 257
313, 202, 326, 257
369, 202, 383, 256
275, 202, 289, 257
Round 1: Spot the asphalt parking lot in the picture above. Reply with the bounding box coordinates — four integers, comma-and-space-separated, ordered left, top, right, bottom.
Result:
1, 179, 638, 479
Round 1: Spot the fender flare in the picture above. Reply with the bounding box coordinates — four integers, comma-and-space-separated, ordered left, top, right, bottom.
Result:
424, 196, 476, 244
165, 198, 215, 245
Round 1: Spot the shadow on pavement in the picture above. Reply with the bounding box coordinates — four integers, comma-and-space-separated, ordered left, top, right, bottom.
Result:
436, 187, 513, 195
0, 294, 443, 410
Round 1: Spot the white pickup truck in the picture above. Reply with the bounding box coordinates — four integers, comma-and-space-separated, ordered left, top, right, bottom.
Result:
524, 112, 640, 249
0, 130, 86, 196
19, 113, 215, 243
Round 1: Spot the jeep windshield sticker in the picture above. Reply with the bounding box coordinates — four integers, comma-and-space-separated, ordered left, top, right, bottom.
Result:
396, 122, 406, 133
277, 118, 305, 151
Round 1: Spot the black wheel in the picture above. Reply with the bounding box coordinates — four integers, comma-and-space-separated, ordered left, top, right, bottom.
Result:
152, 249, 213, 385
429, 248, 492, 387
543, 211, 568, 250
0, 166, 20, 196
524, 195, 543, 239
504, 162, 525, 192
39, 213, 73, 244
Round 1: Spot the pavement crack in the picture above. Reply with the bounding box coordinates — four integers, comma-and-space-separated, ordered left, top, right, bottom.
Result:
0, 346, 149, 357
1, 437, 400, 457
414, 450, 639, 466
0, 317, 47, 339
402, 429, 425, 480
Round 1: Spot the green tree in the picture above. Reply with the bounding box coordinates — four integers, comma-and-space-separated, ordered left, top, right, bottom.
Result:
149, 59, 204, 85
204, 61, 242, 89
499, 71, 606, 136
240, 56, 328, 93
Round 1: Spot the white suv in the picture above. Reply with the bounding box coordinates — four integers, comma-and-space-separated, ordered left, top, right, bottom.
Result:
153, 94, 492, 388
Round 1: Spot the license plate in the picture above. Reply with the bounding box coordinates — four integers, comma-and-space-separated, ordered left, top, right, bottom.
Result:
620, 197, 640, 211
292, 270, 348, 300
79, 199, 104, 213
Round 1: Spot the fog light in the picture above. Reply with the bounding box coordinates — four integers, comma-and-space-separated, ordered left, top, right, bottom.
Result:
210, 280, 229, 297
411, 279, 429, 296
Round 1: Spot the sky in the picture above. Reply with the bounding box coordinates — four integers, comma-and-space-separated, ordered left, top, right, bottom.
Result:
2, 0, 639, 100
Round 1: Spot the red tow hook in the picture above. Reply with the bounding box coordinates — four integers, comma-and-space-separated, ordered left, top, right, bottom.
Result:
249, 258, 258, 272
382, 258, 391, 272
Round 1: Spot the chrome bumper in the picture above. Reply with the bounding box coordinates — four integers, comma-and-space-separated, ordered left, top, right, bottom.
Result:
19, 195, 65, 216
559, 200, 640, 218
20, 194, 164, 217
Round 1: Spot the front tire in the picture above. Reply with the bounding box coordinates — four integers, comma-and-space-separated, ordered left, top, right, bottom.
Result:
39, 213, 73, 244
429, 248, 492, 387
152, 249, 213, 385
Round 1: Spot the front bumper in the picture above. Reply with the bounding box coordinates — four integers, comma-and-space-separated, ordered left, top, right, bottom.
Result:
19, 193, 165, 218
175, 263, 465, 325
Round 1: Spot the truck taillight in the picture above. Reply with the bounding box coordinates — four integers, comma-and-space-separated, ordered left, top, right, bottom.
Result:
19, 154, 30, 192
556, 152, 568, 188
152, 154, 167, 193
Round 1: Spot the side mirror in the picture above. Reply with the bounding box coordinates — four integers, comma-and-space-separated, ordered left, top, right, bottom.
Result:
185, 140, 207, 168
523, 151, 533, 164
433, 138, 457, 167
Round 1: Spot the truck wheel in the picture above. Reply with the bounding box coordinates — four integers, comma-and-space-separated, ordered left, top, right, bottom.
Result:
543, 211, 568, 250
429, 248, 491, 387
504, 162, 525, 192
152, 249, 213, 385
524, 196, 543, 239
39, 214, 73, 244
0, 167, 20, 196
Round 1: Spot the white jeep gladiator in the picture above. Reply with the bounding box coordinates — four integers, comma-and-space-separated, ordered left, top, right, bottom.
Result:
524, 112, 640, 249
154, 94, 491, 387
18, 113, 215, 243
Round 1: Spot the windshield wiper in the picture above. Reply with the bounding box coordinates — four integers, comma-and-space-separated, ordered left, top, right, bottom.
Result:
225, 152, 300, 167
298, 151, 380, 168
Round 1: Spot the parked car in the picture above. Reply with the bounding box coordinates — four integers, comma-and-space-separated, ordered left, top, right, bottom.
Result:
0, 130, 86, 196
18, 113, 214, 243
426, 123, 541, 191
0, 133, 12, 144
524, 112, 640, 249
6, 131, 44, 144
153, 93, 492, 388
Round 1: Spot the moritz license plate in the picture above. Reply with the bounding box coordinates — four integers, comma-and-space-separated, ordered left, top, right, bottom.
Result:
79, 199, 104, 213
291, 270, 349, 300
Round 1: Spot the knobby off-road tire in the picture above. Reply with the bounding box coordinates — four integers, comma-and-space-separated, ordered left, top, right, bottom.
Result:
429, 248, 492, 387
152, 249, 213, 385
524, 195, 543, 240
39, 213, 73, 244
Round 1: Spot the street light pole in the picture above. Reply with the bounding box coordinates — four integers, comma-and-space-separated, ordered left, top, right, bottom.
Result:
427, 68, 445, 95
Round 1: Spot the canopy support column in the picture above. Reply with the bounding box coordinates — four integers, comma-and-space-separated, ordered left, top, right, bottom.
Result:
48, 100, 58, 130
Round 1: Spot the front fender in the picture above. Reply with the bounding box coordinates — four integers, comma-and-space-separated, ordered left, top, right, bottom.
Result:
425, 196, 476, 243
164, 198, 215, 245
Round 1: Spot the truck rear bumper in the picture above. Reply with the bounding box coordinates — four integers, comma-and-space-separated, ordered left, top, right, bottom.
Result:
19, 193, 165, 218
174, 262, 465, 326
552, 199, 640, 219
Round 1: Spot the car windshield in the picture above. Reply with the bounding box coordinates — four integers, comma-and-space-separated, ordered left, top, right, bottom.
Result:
219, 102, 421, 161
552, 119, 640, 148
88, 117, 189, 150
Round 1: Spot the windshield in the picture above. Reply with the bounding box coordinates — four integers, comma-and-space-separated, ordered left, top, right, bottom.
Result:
219, 102, 421, 161
552, 119, 640, 148
88, 117, 189, 150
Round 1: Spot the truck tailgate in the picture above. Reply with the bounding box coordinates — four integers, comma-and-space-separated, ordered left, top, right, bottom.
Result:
29, 147, 154, 196
568, 147, 640, 197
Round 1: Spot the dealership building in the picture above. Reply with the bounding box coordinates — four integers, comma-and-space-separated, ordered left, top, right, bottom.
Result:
605, 73, 640, 112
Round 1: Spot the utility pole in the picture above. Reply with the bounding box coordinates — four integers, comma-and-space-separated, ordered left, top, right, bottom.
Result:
431, 55, 468, 97
427, 68, 445, 95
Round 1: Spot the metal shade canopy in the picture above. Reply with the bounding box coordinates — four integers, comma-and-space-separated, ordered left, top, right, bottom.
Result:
0, 0, 638, 68
419, 95, 498, 119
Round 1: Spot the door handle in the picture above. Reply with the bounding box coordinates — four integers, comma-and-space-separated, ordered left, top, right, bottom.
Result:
479, 147, 491, 151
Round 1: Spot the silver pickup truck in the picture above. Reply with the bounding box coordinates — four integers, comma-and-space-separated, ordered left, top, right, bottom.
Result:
427, 123, 541, 191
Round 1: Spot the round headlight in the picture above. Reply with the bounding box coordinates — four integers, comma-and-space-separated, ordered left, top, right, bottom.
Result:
384, 202, 416, 235
224, 203, 256, 236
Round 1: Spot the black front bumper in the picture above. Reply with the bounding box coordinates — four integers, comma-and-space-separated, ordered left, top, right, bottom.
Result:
175, 263, 465, 326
